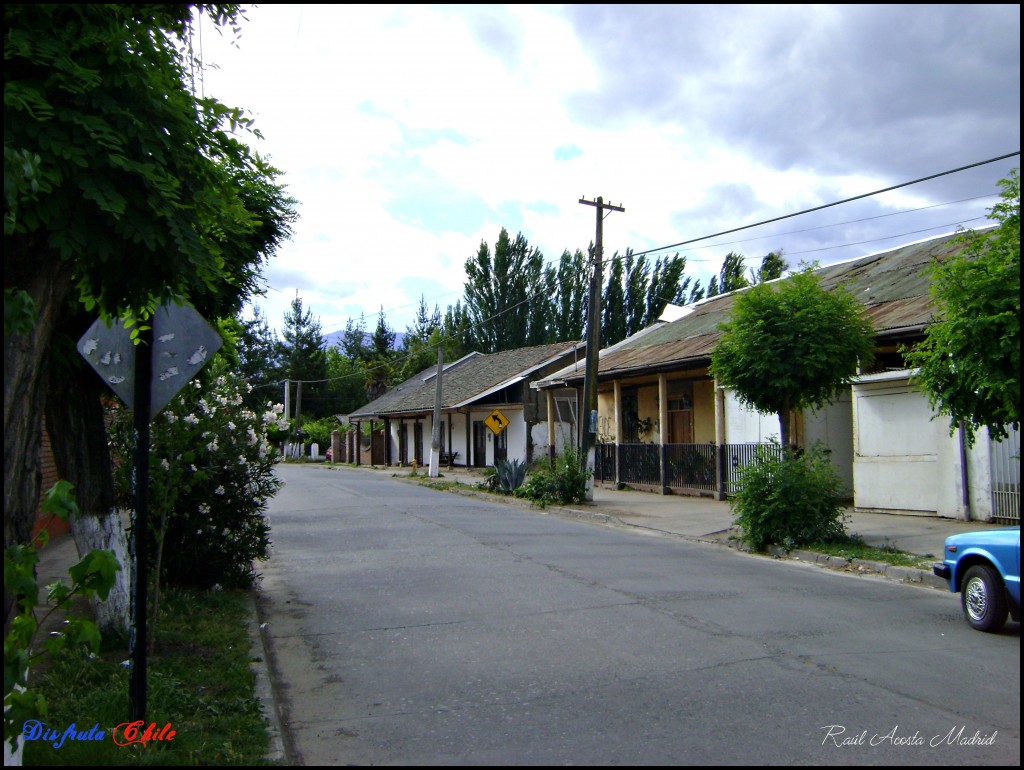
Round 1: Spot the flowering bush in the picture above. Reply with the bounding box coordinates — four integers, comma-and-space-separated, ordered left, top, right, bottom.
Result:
110, 370, 287, 588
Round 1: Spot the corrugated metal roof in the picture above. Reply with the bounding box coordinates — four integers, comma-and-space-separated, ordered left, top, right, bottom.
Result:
535, 231, 966, 387
349, 340, 583, 418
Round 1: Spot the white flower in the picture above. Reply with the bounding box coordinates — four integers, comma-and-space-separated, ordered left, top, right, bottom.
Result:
226, 421, 236, 431
160, 458, 171, 471
165, 412, 178, 423
198, 503, 210, 515
183, 414, 200, 425
206, 439, 219, 452
239, 455, 247, 465
214, 485, 226, 495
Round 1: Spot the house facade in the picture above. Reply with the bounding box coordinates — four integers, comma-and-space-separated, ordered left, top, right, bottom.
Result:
533, 232, 1019, 523
348, 341, 585, 470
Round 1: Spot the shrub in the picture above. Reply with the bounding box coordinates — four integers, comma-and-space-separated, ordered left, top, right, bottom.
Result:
299, 416, 337, 451
517, 446, 591, 507
488, 458, 528, 493
731, 442, 848, 551
110, 371, 287, 589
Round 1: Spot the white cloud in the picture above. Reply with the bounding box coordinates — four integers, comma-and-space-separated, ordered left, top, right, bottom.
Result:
198, 4, 1019, 335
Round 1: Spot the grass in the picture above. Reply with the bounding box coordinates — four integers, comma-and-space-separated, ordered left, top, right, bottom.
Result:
801, 534, 934, 569
22, 587, 273, 766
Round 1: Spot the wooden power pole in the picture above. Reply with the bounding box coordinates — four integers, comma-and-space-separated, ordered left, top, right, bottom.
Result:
579, 196, 624, 500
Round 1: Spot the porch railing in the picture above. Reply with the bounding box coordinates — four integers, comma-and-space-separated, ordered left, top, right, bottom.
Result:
722, 443, 783, 495
594, 441, 780, 497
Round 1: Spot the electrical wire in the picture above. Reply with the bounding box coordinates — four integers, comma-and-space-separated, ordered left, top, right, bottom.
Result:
267, 153, 1018, 385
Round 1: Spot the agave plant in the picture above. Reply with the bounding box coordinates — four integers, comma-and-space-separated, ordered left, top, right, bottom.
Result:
491, 458, 528, 494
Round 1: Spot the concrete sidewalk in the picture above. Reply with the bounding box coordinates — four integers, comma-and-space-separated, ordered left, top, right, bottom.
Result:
384, 463, 1016, 590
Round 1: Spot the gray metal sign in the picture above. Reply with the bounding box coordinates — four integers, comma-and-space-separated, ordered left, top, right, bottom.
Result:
77, 301, 222, 419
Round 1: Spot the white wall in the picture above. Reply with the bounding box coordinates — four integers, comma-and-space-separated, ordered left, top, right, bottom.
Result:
849, 371, 999, 519
723, 391, 782, 443
802, 392, 855, 493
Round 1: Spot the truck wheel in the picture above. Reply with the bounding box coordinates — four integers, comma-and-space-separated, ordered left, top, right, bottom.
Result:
961, 564, 1009, 632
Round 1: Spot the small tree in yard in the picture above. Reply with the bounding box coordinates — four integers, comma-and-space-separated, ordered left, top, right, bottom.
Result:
710, 267, 875, 453
903, 169, 1020, 445
710, 267, 874, 549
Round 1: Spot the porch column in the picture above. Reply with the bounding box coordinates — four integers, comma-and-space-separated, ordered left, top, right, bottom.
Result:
465, 409, 472, 467
613, 380, 622, 486
658, 374, 669, 494
714, 378, 726, 501
354, 420, 361, 466
546, 389, 556, 465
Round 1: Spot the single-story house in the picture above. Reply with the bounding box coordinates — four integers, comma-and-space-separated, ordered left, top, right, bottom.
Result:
348, 341, 585, 469
532, 231, 1019, 523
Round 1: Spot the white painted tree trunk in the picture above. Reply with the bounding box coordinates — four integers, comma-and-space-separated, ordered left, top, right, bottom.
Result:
70, 509, 131, 636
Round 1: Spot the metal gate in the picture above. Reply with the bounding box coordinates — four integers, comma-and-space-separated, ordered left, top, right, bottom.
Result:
990, 425, 1020, 524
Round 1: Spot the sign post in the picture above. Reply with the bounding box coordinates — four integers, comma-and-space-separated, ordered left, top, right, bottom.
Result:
78, 301, 221, 721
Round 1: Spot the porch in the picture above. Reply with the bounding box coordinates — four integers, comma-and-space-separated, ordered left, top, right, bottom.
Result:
595, 441, 782, 499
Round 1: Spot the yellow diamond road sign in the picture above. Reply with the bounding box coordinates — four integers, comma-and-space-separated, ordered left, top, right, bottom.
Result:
484, 409, 510, 436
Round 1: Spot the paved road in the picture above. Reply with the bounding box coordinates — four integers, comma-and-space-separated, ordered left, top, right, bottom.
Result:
257, 464, 1020, 765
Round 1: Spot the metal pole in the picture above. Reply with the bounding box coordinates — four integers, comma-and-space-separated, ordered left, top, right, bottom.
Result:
129, 325, 153, 721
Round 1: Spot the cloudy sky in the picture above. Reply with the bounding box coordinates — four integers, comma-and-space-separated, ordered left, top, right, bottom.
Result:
196, 4, 1020, 339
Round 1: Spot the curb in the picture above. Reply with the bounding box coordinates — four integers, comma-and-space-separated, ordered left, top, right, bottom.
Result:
397, 473, 951, 593
246, 591, 287, 764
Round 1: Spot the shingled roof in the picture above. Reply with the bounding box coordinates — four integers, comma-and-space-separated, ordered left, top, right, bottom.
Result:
536, 230, 971, 387
349, 340, 584, 419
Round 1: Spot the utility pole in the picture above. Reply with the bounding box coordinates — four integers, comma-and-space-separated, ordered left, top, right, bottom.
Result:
579, 196, 625, 500
428, 347, 444, 477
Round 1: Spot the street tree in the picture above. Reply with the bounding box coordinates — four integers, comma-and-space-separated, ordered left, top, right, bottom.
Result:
710, 267, 875, 451
706, 252, 750, 298
4, 4, 295, 555
904, 169, 1020, 444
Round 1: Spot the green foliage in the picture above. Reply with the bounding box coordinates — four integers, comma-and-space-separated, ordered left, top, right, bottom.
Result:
488, 459, 528, 494
516, 446, 591, 507
4, 3, 294, 320
4, 483, 120, 752
23, 588, 270, 766
299, 416, 338, 450
109, 372, 284, 589
750, 250, 790, 284
464, 228, 547, 353
731, 443, 849, 551
711, 266, 875, 449
903, 169, 1020, 445
278, 294, 330, 417
602, 249, 691, 346
3, 288, 36, 335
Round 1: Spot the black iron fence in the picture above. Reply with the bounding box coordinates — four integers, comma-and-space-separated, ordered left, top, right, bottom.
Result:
594, 441, 781, 496
722, 442, 782, 494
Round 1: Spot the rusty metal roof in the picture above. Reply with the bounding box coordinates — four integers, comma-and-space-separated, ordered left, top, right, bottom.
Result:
538, 231, 967, 386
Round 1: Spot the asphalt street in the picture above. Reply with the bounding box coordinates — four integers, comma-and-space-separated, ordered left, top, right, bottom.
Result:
254, 464, 1020, 766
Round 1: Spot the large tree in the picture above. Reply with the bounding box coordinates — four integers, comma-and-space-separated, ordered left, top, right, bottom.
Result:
464, 228, 546, 353
279, 294, 329, 419
4, 4, 294, 554
710, 267, 875, 451
904, 169, 1020, 444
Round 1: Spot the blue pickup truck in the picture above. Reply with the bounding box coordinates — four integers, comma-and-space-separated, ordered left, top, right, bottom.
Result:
933, 526, 1020, 632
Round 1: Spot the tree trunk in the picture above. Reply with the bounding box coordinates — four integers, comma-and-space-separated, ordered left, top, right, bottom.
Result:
45, 320, 131, 636
4, 251, 68, 631
4, 253, 69, 550
778, 402, 793, 456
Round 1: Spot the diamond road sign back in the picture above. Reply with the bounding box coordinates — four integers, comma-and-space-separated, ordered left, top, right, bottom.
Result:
77, 301, 222, 419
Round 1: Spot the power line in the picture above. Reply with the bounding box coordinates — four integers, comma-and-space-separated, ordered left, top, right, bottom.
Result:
602, 151, 1018, 266
271, 153, 1018, 385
